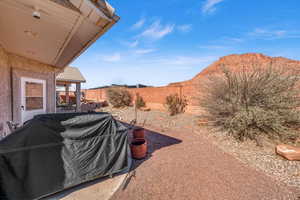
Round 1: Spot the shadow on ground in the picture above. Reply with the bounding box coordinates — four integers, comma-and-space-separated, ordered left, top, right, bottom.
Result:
44, 121, 182, 199
133, 128, 182, 169
121, 122, 182, 190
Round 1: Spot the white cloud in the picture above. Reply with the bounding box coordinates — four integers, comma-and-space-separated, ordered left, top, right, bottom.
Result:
246, 27, 300, 40
128, 40, 139, 47
75, 52, 222, 88
120, 40, 139, 48
198, 45, 228, 49
139, 20, 175, 40
131, 18, 145, 30
226, 37, 244, 43
100, 53, 121, 62
202, 0, 225, 14
134, 49, 156, 54
154, 55, 217, 66
249, 28, 288, 39
177, 24, 192, 33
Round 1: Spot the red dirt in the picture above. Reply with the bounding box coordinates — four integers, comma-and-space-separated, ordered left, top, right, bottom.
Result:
111, 126, 299, 200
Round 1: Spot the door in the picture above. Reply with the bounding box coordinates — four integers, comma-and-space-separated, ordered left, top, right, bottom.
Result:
21, 77, 46, 123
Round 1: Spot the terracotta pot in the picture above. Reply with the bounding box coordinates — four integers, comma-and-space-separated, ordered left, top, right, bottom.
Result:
131, 139, 147, 159
133, 127, 145, 139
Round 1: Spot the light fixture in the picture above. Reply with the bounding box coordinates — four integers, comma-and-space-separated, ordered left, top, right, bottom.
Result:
32, 7, 41, 19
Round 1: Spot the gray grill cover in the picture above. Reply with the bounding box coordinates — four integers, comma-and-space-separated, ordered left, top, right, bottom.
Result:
0, 112, 130, 200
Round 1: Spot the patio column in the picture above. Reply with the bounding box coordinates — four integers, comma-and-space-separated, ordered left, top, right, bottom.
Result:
76, 83, 81, 112
65, 84, 70, 105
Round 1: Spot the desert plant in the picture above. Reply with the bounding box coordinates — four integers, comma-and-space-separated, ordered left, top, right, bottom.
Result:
199, 65, 300, 144
165, 94, 188, 116
136, 95, 146, 109
106, 88, 132, 108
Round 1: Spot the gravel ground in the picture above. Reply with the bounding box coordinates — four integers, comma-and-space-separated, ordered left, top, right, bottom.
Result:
100, 106, 300, 191
100, 107, 299, 200
202, 128, 300, 188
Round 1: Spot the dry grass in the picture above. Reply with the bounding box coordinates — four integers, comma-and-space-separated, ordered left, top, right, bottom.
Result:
199, 65, 300, 145
106, 88, 132, 108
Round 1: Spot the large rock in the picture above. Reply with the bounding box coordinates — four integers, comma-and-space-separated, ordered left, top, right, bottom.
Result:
276, 144, 300, 161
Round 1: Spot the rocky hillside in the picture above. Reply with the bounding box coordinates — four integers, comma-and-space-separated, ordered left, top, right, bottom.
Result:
169, 53, 300, 86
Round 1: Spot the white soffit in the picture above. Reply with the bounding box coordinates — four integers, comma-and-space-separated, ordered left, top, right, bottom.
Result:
0, 0, 117, 68
0, 0, 80, 66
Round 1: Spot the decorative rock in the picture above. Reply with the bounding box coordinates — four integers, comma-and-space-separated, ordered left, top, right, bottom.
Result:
140, 107, 151, 112
276, 144, 300, 161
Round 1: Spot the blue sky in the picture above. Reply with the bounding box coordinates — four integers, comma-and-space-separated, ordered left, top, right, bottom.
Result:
72, 0, 300, 89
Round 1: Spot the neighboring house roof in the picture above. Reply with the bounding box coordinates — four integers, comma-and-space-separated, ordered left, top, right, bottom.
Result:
89, 84, 151, 90
56, 67, 86, 83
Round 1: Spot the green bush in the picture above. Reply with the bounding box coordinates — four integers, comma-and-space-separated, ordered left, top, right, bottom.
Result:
136, 95, 146, 109
106, 88, 132, 108
165, 94, 188, 116
200, 65, 300, 144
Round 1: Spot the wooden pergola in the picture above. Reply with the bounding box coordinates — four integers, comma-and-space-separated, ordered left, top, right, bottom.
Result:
56, 67, 86, 112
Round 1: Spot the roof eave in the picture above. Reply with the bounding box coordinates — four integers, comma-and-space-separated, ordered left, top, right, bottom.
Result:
60, 15, 119, 68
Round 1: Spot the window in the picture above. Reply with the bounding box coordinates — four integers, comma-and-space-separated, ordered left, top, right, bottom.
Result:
25, 82, 43, 110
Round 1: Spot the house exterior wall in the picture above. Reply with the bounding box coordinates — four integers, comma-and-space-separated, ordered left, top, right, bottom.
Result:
0, 46, 12, 137
10, 53, 57, 123
0, 46, 57, 137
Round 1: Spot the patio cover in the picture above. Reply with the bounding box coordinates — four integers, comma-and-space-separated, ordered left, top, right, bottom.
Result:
0, 112, 131, 200
56, 66, 86, 84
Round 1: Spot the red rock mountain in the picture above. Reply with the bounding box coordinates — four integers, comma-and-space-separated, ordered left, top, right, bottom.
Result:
169, 53, 300, 86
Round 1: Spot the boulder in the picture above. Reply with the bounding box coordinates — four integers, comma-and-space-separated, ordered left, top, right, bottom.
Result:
276, 144, 300, 161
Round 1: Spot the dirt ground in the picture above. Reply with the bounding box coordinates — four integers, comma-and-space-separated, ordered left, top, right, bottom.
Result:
100, 106, 300, 190
99, 106, 299, 200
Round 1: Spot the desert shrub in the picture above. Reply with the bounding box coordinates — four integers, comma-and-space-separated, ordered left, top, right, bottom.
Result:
106, 88, 132, 108
136, 95, 146, 109
165, 94, 188, 116
200, 65, 300, 144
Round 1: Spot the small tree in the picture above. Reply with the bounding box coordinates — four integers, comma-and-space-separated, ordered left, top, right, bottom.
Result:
106, 88, 132, 108
199, 65, 300, 144
136, 95, 146, 109
165, 94, 188, 116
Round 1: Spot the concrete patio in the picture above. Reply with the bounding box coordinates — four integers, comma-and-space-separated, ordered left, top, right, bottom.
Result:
43, 171, 127, 200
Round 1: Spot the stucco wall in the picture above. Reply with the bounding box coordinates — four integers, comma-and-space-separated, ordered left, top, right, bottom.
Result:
0, 47, 57, 137
0, 46, 11, 137
84, 84, 203, 114
10, 53, 57, 123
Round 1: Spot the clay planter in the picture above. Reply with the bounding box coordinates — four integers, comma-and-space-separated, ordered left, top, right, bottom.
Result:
131, 139, 147, 160
133, 127, 145, 139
